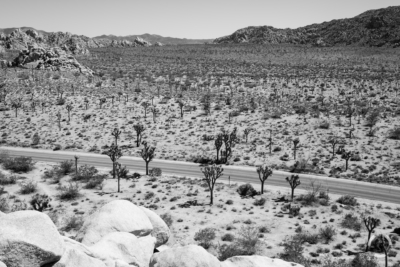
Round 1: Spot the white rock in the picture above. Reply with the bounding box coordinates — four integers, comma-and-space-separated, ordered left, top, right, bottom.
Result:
0, 261, 6, 267
90, 232, 156, 267
140, 206, 171, 247
0, 210, 65, 267
76, 200, 153, 245
149, 245, 221, 267
221, 256, 304, 267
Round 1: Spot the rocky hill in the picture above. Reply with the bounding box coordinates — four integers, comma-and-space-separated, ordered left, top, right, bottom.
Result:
214, 5, 400, 47
0, 28, 153, 55
94, 33, 212, 45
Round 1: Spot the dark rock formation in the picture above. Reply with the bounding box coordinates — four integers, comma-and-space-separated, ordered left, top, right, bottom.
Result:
214, 6, 400, 48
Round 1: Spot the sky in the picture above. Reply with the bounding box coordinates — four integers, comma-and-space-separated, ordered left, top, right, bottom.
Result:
0, 0, 399, 39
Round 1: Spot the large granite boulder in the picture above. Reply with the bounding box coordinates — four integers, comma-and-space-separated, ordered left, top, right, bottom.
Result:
140, 207, 170, 247
221, 256, 304, 267
76, 200, 153, 246
90, 232, 156, 267
0, 210, 65, 267
149, 245, 221, 267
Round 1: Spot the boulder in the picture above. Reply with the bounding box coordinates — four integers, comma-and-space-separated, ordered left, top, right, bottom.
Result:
221, 256, 304, 267
0, 210, 65, 267
140, 206, 171, 247
149, 245, 221, 267
90, 232, 156, 267
154, 42, 164, 47
0, 262, 6, 267
53, 237, 106, 267
76, 200, 153, 246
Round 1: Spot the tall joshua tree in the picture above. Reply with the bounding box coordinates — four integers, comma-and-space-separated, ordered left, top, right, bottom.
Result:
214, 133, 223, 163
363, 216, 381, 252
286, 175, 301, 202
140, 141, 156, 175
243, 127, 253, 143
105, 143, 122, 179
221, 127, 239, 164
327, 135, 344, 159
56, 111, 62, 130
342, 150, 352, 171
178, 100, 185, 118
111, 127, 122, 146
133, 123, 145, 147
200, 164, 224, 205
66, 103, 73, 122
141, 101, 150, 120
11, 99, 22, 118
74, 155, 79, 177
256, 165, 273, 194
292, 137, 301, 160
266, 129, 273, 154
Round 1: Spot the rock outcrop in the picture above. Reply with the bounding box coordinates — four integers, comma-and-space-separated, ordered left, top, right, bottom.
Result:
154, 42, 164, 47
0, 28, 153, 55
214, 5, 400, 48
76, 200, 153, 245
11, 45, 94, 75
0, 200, 303, 267
0, 210, 65, 267
140, 206, 171, 247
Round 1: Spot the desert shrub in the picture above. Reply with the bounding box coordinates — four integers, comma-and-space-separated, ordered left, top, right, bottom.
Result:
31, 132, 40, 145
221, 233, 235, 242
337, 195, 357, 206
235, 226, 260, 254
319, 120, 330, 129
289, 204, 301, 216
388, 127, 400, 140
59, 160, 74, 175
237, 183, 258, 198
42, 166, 63, 183
331, 204, 338, 212
226, 200, 233, 205
341, 213, 362, 231
319, 225, 337, 244
19, 180, 37, 194
0, 150, 10, 164
218, 244, 245, 261
0, 196, 10, 212
11, 200, 28, 212
259, 226, 270, 233
29, 194, 51, 212
253, 197, 266, 206
149, 167, 162, 177
351, 253, 378, 267
72, 165, 99, 181
84, 175, 105, 189
145, 191, 155, 200
194, 227, 216, 249
0, 173, 17, 185
295, 232, 319, 245
160, 213, 173, 228
279, 237, 312, 267
61, 215, 84, 232
321, 258, 350, 267
3, 156, 34, 173
57, 182, 81, 200
133, 172, 141, 179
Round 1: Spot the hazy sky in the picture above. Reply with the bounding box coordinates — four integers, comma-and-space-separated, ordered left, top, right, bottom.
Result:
0, 0, 399, 39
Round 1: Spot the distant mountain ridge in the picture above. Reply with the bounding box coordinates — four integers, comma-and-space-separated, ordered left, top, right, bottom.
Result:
93, 33, 212, 45
0, 27, 154, 54
214, 5, 400, 47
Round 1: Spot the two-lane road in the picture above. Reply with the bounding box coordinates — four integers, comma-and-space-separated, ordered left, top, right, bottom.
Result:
2, 147, 400, 204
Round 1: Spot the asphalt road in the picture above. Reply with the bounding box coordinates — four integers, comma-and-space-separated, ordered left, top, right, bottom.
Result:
2, 147, 400, 204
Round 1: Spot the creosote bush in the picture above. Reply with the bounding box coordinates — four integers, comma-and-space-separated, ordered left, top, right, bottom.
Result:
194, 227, 216, 249
319, 225, 337, 244
341, 213, 362, 231
19, 180, 37, 194
237, 183, 258, 198
337, 195, 357, 206
0, 172, 17, 185
3, 156, 34, 173
57, 182, 81, 200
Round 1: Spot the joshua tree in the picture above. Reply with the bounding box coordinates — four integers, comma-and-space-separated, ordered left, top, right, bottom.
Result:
292, 138, 301, 160
266, 129, 273, 154
105, 143, 122, 179
84, 98, 89, 110
327, 136, 344, 159
66, 103, 73, 122
214, 133, 223, 163
365, 109, 380, 136
221, 127, 239, 164
74, 155, 79, 176
178, 100, 185, 118
140, 141, 156, 175
256, 165, 273, 194
363, 216, 381, 252
200, 164, 224, 205
99, 98, 106, 109
133, 123, 145, 147
141, 101, 150, 120
243, 127, 253, 143
11, 99, 22, 118
115, 162, 122, 193
111, 127, 122, 146
368, 234, 392, 267
286, 175, 301, 202
342, 150, 352, 171
150, 105, 159, 123
56, 111, 62, 130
